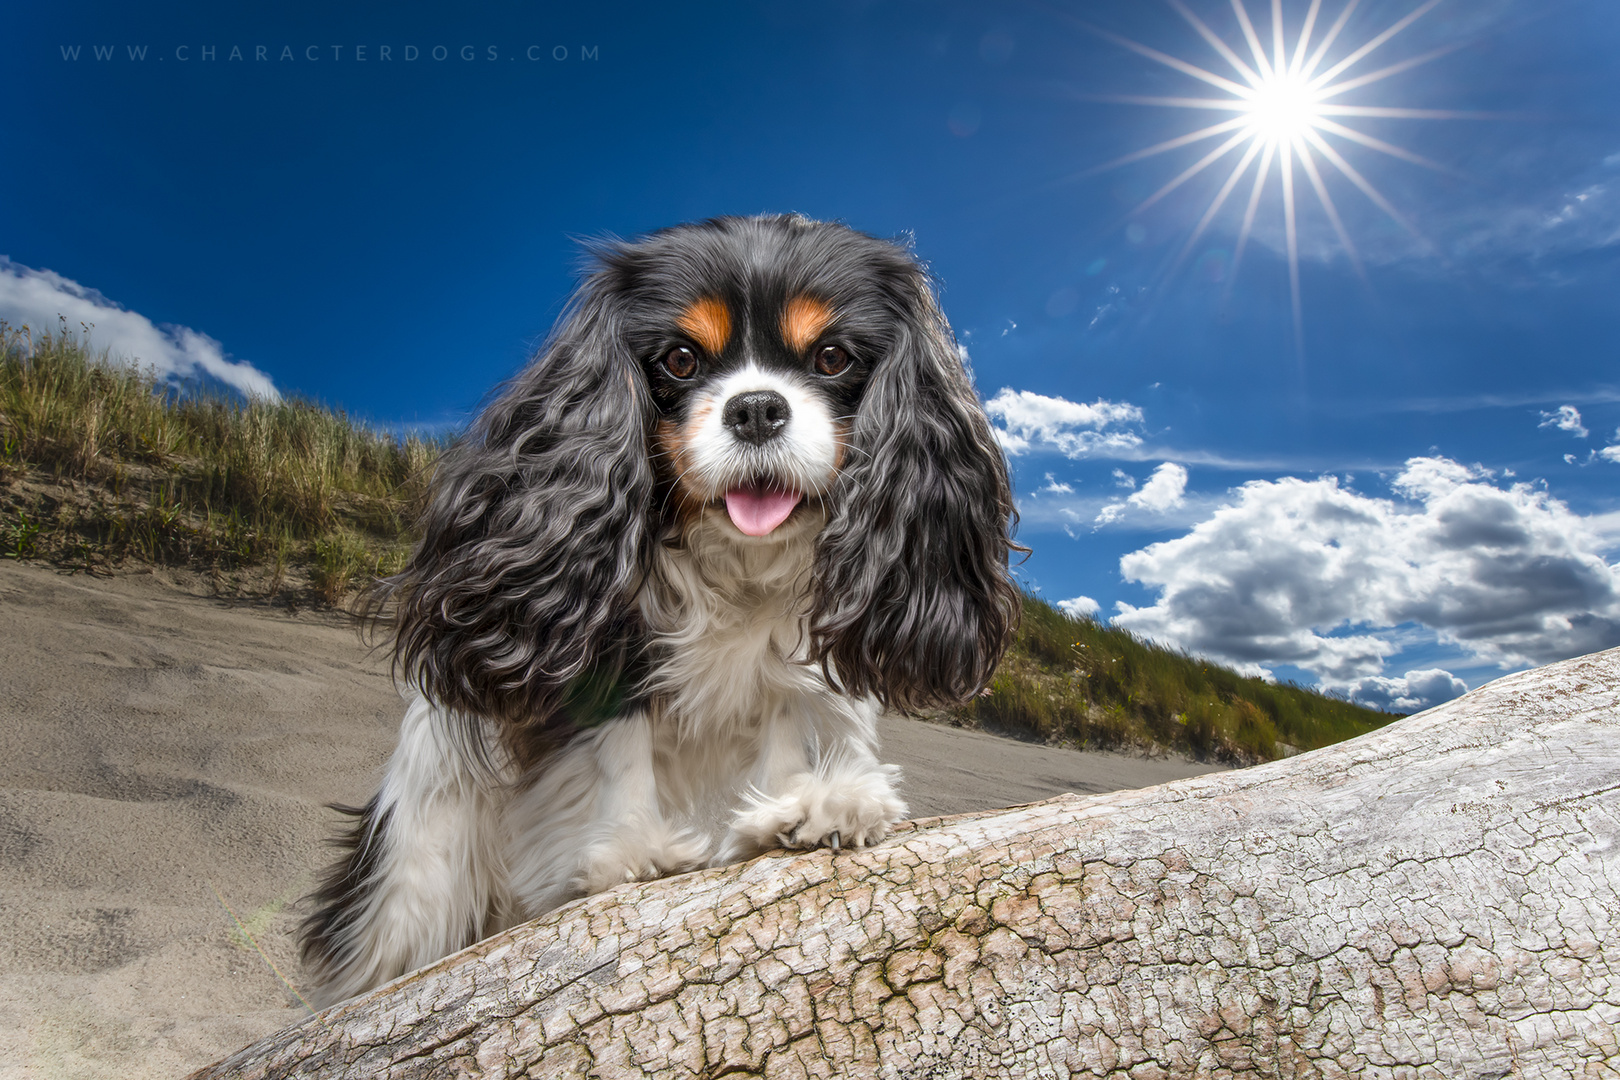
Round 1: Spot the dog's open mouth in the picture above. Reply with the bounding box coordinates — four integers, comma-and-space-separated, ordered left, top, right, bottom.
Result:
723, 482, 803, 537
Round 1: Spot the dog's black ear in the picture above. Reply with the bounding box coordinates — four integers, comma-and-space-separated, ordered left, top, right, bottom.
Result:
809, 264, 1021, 713
376, 265, 654, 732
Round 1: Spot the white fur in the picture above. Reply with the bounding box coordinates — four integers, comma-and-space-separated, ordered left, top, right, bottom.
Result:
312, 695, 514, 1005
314, 501, 908, 1006
681, 363, 842, 499
503, 505, 906, 906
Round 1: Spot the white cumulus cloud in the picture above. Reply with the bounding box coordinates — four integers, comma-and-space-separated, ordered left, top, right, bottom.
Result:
1346, 669, 1469, 714
1112, 457, 1620, 685
0, 257, 278, 400
1095, 462, 1188, 526
1539, 404, 1589, 438
983, 388, 1143, 458
1128, 462, 1188, 512
1057, 595, 1100, 619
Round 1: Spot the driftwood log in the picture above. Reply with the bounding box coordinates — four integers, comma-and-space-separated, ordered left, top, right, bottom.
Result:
191, 647, 1620, 1078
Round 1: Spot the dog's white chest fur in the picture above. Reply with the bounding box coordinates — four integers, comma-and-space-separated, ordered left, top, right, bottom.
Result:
503, 508, 906, 919
645, 512, 827, 737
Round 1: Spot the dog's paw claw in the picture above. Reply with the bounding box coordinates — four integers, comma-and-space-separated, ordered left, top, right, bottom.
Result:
729, 770, 905, 857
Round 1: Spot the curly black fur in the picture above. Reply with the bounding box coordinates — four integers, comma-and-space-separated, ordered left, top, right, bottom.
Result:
806, 253, 1023, 711
367, 265, 657, 751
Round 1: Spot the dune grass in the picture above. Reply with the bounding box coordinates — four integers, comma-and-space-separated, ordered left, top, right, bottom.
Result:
0, 319, 1395, 760
0, 319, 433, 601
933, 594, 1396, 763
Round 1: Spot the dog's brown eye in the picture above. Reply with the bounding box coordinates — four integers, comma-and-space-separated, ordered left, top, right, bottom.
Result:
662, 346, 698, 379
815, 344, 851, 376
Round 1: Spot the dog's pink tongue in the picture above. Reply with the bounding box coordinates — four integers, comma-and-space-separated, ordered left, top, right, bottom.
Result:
724, 486, 802, 536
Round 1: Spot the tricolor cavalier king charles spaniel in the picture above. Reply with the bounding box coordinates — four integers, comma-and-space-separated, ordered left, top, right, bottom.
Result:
301, 214, 1020, 1005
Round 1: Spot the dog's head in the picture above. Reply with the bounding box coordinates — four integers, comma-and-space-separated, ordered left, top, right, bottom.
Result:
384, 215, 1020, 730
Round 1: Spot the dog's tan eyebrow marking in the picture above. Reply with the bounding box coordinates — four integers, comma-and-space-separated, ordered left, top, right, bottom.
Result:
677, 296, 731, 356
780, 294, 835, 353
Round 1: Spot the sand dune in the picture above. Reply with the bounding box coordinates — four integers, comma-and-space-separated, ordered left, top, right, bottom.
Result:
0, 560, 1223, 1078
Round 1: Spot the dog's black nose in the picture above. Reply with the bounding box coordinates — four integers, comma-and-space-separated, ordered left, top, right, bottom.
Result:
722, 390, 791, 445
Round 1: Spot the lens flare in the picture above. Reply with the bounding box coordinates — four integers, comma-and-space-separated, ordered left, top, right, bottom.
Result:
1076, 0, 1484, 353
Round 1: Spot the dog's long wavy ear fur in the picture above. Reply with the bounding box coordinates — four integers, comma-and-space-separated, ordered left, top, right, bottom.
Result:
374, 263, 654, 744
809, 261, 1022, 713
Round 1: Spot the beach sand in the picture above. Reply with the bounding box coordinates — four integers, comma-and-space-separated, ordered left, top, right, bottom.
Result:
0, 559, 1225, 1078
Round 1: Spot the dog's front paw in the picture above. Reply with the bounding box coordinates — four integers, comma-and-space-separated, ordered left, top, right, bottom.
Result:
729, 767, 907, 856
575, 822, 710, 895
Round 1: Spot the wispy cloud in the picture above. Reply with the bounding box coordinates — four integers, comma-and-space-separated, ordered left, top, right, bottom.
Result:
1020, 488, 1224, 535
985, 387, 1408, 473
1360, 387, 1620, 416
984, 387, 1144, 458
1041, 472, 1073, 493
1426, 147, 1620, 280
1539, 404, 1589, 438
981, 380, 1440, 477
0, 257, 278, 400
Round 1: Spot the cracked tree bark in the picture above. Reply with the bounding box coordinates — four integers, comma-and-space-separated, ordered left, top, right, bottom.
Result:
191, 647, 1620, 1079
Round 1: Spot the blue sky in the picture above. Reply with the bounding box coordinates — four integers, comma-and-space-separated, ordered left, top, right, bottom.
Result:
5, 0, 1618, 711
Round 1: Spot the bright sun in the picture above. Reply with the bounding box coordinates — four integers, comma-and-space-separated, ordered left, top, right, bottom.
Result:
1243, 71, 1322, 141
1082, 0, 1479, 351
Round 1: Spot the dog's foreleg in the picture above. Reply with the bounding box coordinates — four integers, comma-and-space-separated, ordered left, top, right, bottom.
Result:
504, 711, 709, 919
722, 695, 907, 860
300, 693, 511, 1006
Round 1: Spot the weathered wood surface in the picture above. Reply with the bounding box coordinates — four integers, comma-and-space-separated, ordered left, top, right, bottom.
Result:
191, 647, 1620, 1079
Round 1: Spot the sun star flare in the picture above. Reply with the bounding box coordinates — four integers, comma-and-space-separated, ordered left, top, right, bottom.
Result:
1085, 0, 1482, 353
